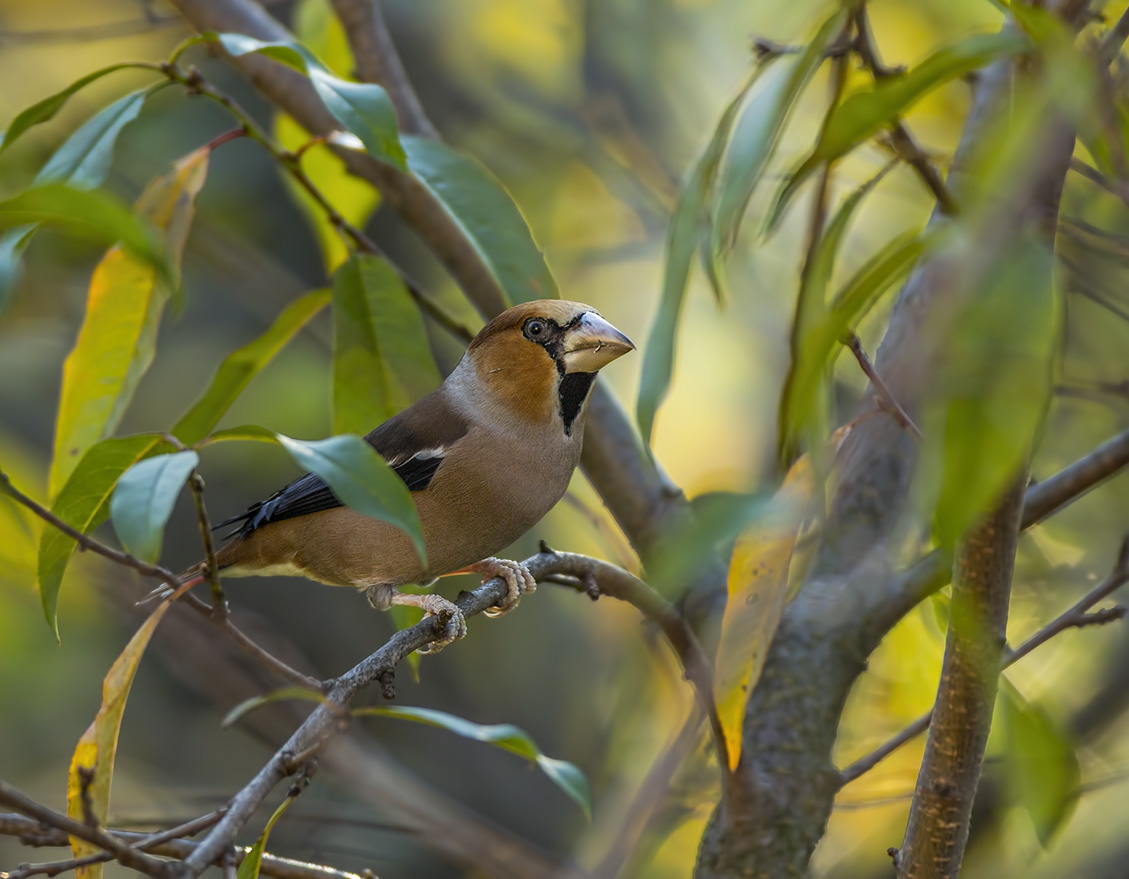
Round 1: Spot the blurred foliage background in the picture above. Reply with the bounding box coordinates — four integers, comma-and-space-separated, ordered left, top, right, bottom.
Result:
3, 1, 1129, 877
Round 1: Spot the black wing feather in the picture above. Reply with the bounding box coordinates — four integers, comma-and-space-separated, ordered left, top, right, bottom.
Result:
217, 390, 468, 539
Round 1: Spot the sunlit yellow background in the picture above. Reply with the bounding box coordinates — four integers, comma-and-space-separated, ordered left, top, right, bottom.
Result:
3, 1, 1129, 877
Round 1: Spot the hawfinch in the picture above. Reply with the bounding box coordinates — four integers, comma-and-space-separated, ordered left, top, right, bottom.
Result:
183, 300, 633, 651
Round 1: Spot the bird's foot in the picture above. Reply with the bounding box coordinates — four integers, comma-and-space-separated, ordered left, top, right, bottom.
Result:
388, 590, 467, 654
467, 557, 537, 617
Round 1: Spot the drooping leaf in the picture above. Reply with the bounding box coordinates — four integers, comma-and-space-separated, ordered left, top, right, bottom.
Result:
109, 451, 200, 563
924, 236, 1058, 549
207, 32, 406, 170
0, 83, 166, 308
715, 427, 850, 771
237, 795, 297, 879
353, 705, 592, 817
37, 83, 168, 190
332, 254, 441, 434
768, 31, 1027, 231
173, 289, 331, 446
1000, 679, 1080, 846
403, 134, 558, 305
38, 434, 167, 637
275, 433, 426, 563
223, 686, 326, 727
635, 65, 765, 445
198, 425, 280, 446
0, 185, 167, 277
777, 162, 897, 458
67, 580, 194, 879
48, 148, 209, 498
711, 10, 846, 255
0, 64, 155, 153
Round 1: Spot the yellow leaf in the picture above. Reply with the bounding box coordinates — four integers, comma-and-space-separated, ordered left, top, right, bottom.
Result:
48, 148, 209, 498
66, 580, 193, 876
714, 426, 851, 771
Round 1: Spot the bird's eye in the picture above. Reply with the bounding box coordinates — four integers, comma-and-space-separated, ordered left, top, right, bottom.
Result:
524, 319, 547, 339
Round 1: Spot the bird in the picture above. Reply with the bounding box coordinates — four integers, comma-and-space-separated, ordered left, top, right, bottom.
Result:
177, 299, 634, 652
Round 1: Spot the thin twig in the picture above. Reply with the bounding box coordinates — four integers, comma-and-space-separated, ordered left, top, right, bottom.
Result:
843, 331, 923, 440
1069, 156, 1129, 208
0, 469, 320, 690
188, 472, 226, 613
0, 813, 367, 879
1098, 3, 1129, 65
841, 537, 1129, 784
0, 782, 171, 879
853, 5, 957, 214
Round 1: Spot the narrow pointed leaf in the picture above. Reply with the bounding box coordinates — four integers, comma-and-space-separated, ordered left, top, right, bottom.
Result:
0, 225, 36, 314
38, 83, 168, 190
636, 68, 757, 444
711, 10, 846, 255
173, 288, 331, 446
237, 795, 297, 879
109, 451, 199, 563
275, 433, 426, 564
67, 580, 194, 879
209, 32, 405, 170
0, 64, 154, 152
403, 135, 558, 305
1001, 680, 1080, 846
49, 148, 209, 497
223, 686, 326, 727
38, 434, 167, 636
767, 31, 1027, 231
198, 425, 279, 446
354, 705, 592, 817
333, 254, 441, 434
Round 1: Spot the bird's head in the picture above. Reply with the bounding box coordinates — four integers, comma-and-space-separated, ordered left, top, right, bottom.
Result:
463, 300, 634, 432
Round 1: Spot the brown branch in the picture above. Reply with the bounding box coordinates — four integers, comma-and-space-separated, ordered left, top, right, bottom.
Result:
0, 782, 172, 878
1069, 157, 1129, 208
188, 471, 226, 612
326, 0, 438, 138
895, 478, 1025, 879
0, 812, 368, 879
852, 6, 957, 214
0, 468, 321, 690
174, 549, 712, 877
842, 331, 923, 440
841, 537, 1129, 785
1098, 3, 1129, 66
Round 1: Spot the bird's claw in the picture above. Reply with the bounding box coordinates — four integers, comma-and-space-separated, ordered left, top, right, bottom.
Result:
414, 594, 467, 654
469, 557, 537, 617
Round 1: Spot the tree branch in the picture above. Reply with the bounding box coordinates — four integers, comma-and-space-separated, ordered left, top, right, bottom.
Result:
0, 812, 368, 879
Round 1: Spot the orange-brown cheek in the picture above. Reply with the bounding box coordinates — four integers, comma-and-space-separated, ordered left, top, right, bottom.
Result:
474, 341, 559, 423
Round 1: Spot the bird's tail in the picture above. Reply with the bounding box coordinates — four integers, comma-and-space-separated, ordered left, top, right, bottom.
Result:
137, 564, 207, 606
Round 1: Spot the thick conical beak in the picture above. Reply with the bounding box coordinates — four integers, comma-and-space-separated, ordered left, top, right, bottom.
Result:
560, 312, 635, 373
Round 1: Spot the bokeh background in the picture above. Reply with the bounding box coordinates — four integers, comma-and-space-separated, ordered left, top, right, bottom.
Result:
3, 1, 1129, 877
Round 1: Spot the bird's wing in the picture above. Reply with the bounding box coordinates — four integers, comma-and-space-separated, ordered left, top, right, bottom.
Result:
217, 389, 469, 538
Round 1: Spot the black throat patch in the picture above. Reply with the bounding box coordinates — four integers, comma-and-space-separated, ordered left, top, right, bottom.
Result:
558, 371, 597, 436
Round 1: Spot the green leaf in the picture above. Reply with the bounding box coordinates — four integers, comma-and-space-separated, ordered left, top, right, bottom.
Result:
209, 32, 406, 170
38, 434, 167, 636
0, 64, 154, 152
48, 148, 209, 497
222, 686, 326, 727
767, 30, 1027, 231
109, 451, 199, 563
0, 185, 167, 276
635, 67, 760, 444
711, 10, 846, 255
354, 705, 592, 818
173, 289, 331, 446
37, 83, 168, 190
1000, 679, 1079, 846
332, 254, 441, 434
198, 425, 280, 446
403, 135, 558, 305
237, 795, 297, 879
275, 433, 426, 564
778, 161, 897, 458
924, 236, 1058, 549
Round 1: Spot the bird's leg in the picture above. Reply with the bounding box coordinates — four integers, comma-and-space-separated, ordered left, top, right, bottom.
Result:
385, 589, 467, 653
462, 557, 537, 617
